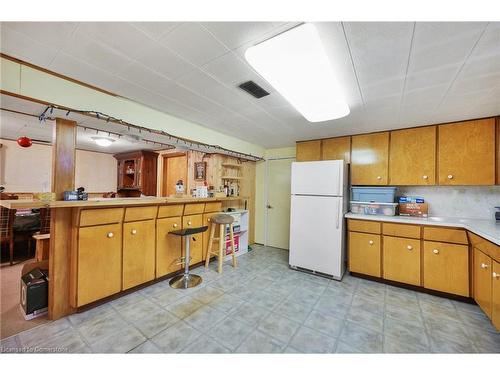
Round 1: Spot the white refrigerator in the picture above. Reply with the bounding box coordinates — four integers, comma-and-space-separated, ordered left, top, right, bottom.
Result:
289, 160, 348, 280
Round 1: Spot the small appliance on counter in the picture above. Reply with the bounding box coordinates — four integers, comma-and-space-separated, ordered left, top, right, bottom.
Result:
63, 187, 88, 201
495, 206, 500, 222
20, 267, 48, 320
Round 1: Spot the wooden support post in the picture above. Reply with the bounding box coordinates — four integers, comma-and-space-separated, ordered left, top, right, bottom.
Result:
48, 118, 77, 320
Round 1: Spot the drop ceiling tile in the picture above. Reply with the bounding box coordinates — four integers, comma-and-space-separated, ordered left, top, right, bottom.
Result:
129, 22, 180, 41
362, 78, 405, 102
404, 64, 459, 92
0, 26, 60, 67
402, 85, 448, 107
158, 23, 229, 67
3, 22, 78, 49
201, 22, 278, 50
117, 63, 173, 92
133, 44, 196, 80
460, 54, 500, 79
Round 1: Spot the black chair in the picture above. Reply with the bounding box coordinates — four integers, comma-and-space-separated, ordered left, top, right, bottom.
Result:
168, 226, 208, 289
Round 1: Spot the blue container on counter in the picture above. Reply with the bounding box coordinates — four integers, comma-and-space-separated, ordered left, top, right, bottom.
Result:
351, 187, 398, 203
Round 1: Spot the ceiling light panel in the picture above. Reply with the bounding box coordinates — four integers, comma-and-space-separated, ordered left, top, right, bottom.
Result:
245, 23, 349, 122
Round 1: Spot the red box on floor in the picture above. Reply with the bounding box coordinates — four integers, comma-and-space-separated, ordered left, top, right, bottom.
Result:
225, 234, 239, 255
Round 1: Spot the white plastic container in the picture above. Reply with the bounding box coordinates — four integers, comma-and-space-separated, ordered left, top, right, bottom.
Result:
350, 201, 398, 216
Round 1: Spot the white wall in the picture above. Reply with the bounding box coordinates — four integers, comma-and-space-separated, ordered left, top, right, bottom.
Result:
0, 138, 117, 192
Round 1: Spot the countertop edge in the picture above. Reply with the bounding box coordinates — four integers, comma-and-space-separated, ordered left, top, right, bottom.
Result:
345, 212, 500, 246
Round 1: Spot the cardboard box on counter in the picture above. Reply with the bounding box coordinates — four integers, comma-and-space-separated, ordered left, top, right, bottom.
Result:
399, 202, 429, 217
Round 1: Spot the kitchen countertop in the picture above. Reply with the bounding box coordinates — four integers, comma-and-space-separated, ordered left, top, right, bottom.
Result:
0, 196, 249, 210
345, 212, 500, 246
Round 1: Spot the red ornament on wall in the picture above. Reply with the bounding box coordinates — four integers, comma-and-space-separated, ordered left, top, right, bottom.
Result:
17, 136, 33, 148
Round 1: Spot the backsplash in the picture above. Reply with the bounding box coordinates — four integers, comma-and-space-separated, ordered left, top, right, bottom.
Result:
398, 186, 500, 220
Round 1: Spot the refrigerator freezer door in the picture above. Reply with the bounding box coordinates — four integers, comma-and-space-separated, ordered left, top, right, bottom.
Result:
291, 160, 344, 196
289, 195, 345, 278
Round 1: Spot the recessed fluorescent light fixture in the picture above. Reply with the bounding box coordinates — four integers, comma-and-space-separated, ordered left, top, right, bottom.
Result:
91, 136, 115, 147
245, 23, 349, 122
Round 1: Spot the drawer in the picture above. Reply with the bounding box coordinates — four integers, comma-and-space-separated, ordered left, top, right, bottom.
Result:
79, 208, 124, 227
423, 227, 468, 244
184, 203, 205, 215
382, 222, 421, 239
204, 202, 222, 213
124, 206, 158, 222
158, 204, 184, 218
348, 219, 381, 234
468, 232, 500, 262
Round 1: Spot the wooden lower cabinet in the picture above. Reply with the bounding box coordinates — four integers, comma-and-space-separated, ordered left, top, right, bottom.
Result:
156, 216, 182, 277
183, 214, 203, 265
492, 260, 500, 330
77, 223, 122, 306
383, 236, 421, 286
348, 231, 381, 277
474, 248, 492, 318
122, 220, 156, 290
423, 241, 469, 296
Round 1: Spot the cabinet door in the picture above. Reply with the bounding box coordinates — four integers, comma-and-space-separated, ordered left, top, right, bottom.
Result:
203, 213, 219, 261
77, 223, 122, 306
183, 214, 204, 266
322, 136, 351, 162
389, 126, 436, 185
383, 236, 421, 286
438, 118, 496, 185
349, 232, 381, 277
473, 248, 492, 318
123, 220, 156, 290
296, 140, 321, 161
492, 260, 500, 331
423, 241, 469, 296
351, 132, 389, 185
156, 216, 182, 277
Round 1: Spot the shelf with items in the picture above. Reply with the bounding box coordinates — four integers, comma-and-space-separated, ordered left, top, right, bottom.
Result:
217, 209, 249, 261
221, 163, 243, 168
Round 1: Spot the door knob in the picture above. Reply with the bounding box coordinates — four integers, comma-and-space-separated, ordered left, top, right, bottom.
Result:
131, 229, 137, 235
481, 263, 488, 269
433, 249, 439, 254
187, 221, 192, 226
376, 176, 382, 180
107, 232, 114, 238
447, 174, 454, 180
422, 175, 428, 180
173, 223, 178, 228
407, 245, 413, 250
369, 240, 374, 245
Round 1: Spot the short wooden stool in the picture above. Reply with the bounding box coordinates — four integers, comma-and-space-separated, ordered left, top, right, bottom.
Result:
205, 214, 237, 273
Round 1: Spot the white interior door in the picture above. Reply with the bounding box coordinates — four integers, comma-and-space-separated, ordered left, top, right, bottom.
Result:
266, 158, 294, 249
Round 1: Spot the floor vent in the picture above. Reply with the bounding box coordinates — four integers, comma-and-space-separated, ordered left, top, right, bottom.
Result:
238, 80, 270, 98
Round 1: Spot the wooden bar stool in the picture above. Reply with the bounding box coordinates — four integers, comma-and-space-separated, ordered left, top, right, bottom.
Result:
205, 214, 237, 273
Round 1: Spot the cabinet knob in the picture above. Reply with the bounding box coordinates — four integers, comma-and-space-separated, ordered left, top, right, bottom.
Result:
407, 245, 413, 250
369, 240, 374, 245
493, 272, 499, 279
187, 221, 192, 226
173, 223, 178, 228
376, 176, 382, 180
447, 174, 454, 180
207, 218, 211, 222
422, 175, 428, 180
433, 249, 439, 254
131, 229, 137, 235
107, 232, 114, 238
481, 263, 488, 269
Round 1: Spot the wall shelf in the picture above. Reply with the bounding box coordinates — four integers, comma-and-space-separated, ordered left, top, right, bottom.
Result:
222, 163, 242, 168
221, 176, 243, 180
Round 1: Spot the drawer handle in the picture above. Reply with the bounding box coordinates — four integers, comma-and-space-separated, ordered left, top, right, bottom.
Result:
493, 272, 499, 279
407, 245, 413, 251
422, 175, 428, 180
107, 232, 114, 238
208, 218, 211, 222
481, 263, 488, 269
369, 240, 374, 245
188, 221, 192, 226
131, 229, 137, 235
433, 249, 439, 254
173, 223, 178, 228
376, 176, 382, 180
447, 174, 453, 180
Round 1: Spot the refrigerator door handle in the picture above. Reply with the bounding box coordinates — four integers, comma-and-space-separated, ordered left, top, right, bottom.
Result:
336, 199, 340, 229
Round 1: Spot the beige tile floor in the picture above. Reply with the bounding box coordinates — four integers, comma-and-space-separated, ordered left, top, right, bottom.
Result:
1, 245, 500, 353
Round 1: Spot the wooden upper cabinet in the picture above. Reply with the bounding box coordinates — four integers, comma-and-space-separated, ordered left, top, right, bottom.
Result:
296, 140, 321, 162
351, 132, 389, 185
322, 136, 351, 162
389, 126, 436, 185
438, 118, 496, 185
